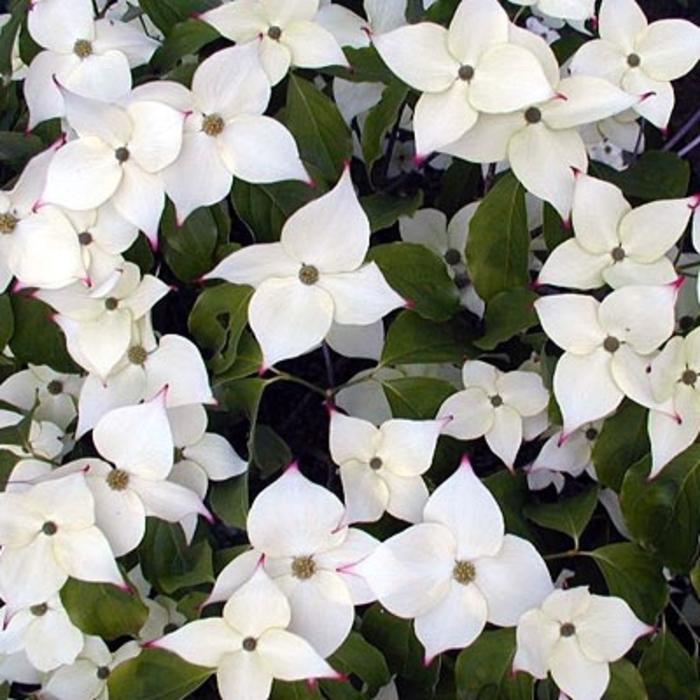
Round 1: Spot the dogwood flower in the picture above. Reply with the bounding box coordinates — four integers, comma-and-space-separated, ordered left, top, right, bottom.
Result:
538, 175, 697, 289
535, 283, 679, 435
372, 0, 554, 157
437, 360, 550, 469
569, 0, 700, 129
329, 409, 448, 523
508, 0, 594, 22
200, 0, 349, 86
513, 586, 652, 700
155, 564, 341, 700
355, 457, 553, 661
204, 166, 405, 369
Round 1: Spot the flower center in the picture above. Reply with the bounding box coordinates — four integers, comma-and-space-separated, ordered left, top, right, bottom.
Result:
0, 212, 17, 234
560, 622, 576, 637
681, 369, 697, 386
627, 53, 641, 68
458, 64, 474, 81
104, 297, 119, 311
78, 231, 93, 246
585, 427, 598, 441
115, 147, 130, 163
47, 380, 64, 395
610, 246, 626, 262
73, 39, 93, 58
603, 335, 621, 353
369, 456, 383, 471
96, 666, 111, 680
30, 603, 48, 616
454, 271, 469, 289
202, 114, 225, 137
42, 521, 58, 536
242, 636, 257, 652
267, 25, 282, 40
453, 560, 476, 585
490, 394, 503, 408
128, 345, 148, 365
524, 106, 542, 124
106, 468, 130, 491
298, 264, 319, 285
443, 248, 461, 266
291, 555, 316, 580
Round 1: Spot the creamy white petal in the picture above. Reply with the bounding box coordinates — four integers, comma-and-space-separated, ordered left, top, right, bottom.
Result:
330, 411, 379, 465
537, 239, 609, 289
382, 472, 429, 524
217, 651, 272, 700
52, 526, 124, 587
200, 1, 268, 42
379, 418, 446, 477
485, 404, 523, 469
550, 638, 610, 700
513, 608, 560, 678
340, 462, 389, 523
534, 294, 605, 354
283, 20, 349, 70
156, 618, 241, 667
205, 244, 297, 286
438, 388, 494, 440
636, 20, 700, 82
258, 628, 339, 680
599, 0, 647, 52
447, 0, 509, 64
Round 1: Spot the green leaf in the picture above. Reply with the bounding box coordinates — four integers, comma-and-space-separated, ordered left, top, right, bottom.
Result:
475, 288, 538, 350
209, 472, 248, 530
270, 681, 323, 700
318, 680, 365, 700
620, 446, 700, 572
61, 578, 148, 640
590, 151, 690, 200
639, 629, 700, 700
0, 131, 43, 163
139, 520, 214, 595
0, 2, 24, 79
9, 294, 79, 373
455, 628, 532, 700
484, 470, 536, 541
361, 190, 423, 233
603, 659, 648, 700
542, 202, 572, 252
435, 160, 482, 219
188, 284, 253, 375
0, 294, 13, 350
592, 400, 650, 492
138, 0, 218, 33
285, 74, 352, 183
328, 632, 391, 696
214, 331, 263, 382
107, 648, 211, 700
369, 242, 460, 321
691, 556, 700, 598
160, 202, 218, 282
361, 81, 409, 169
588, 543, 669, 623
382, 377, 455, 420
382, 311, 476, 366
250, 423, 292, 478
524, 486, 599, 548
231, 179, 316, 243
150, 19, 219, 72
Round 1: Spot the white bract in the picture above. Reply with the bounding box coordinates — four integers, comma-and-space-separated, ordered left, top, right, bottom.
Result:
437, 360, 550, 469
204, 166, 404, 369
508, 0, 594, 22
355, 458, 553, 661
514, 586, 652, 700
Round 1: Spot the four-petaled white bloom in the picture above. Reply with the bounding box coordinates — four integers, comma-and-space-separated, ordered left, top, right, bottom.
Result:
204, 165, 405, 369
514, 586, 652, 700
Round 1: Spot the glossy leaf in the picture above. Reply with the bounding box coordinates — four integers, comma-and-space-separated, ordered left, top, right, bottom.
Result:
691, 556, 700, 599
603, 659, 648, 700
542, 202, 572, 253
0, 131, 43, 163
150, 19, 219, 72
107, 648, 212, 700
250, 423, 292, 478
484, 471, 537, 542
0, 1, 24, 78
209, 472, 249, 530
139, 0, 219, 33
361, 81, 409, 170
328, 632, 391, 696
382, 377, 455, 420
270, 681, 324, 700
475, 288, 538, 351
639, 629, 700, 700
588, 543, 668, 623
369, 242, 460, 321
0, 294, 13, 350
361, 191, 423, 233
61, 578, 149, 640
466, 172, 530, 302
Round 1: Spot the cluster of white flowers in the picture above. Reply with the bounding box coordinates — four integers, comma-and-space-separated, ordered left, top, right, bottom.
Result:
0, 0, 697, 699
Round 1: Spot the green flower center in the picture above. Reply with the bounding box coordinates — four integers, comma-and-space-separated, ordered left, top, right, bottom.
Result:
299, 264, 319, 285
47, 380, 64, 395
73, 39, 93, 58
107, 469, 130, 491
524, 106, 542, 124
42, 521, 58, 536
0, 212, 17, 234
490, 394, 503, 408
267, 25, 282, 40
104, 297, 119, 311
96, 666, 111, 680
202, 114, 225, 137
682, 369, 697, 386
627, 53, 641, 68
444, 248, 461, 266
291, 555, 316, 580
458, 64, 474, 81
610, 246, 626, 262
128, 345, 148, 365
115, 147, 130, 163
369, 456, 383, 471
585, 427, 598, 441
30, 603, 48, 616
603, 335, 621, 353
453, 560, 476, 585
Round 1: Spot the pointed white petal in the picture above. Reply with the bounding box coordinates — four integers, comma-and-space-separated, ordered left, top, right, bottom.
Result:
205, 243, 297, 286
0, 540, 67, 606
133, 476, 209, 523
648, 404, 699, 479
110, 166, 165, 240
447, 0, 508, 63
127, 101, 184, 173
259, 36, 292, 85
622, 70, 675, 129
636, 20, 700, 81
443, 112, 519, 164
28, 0, 94, 51
93, 18, 158, 66
550, 639, 610, 700
156, 618, 241, 667
513, 608, 559, 678
537, 239, 609, 289
498, 372, 549, 417
330, 411, 379, 465
53, 526, 124, 587
485, 405, 523, 469
200, 1, 268, 42
534, 294, 605, 354
259, 628, 339, 680
185, 433, 247, 480
283, 21, 348, 70
217, 651, 272, 700
64, 51, 131, 103
599, 0, 647, 52
206, 549, 259, 604
382, 472, 429, 523
379, 418, 445, 477
24, 51, 71, 127
438, 388, 494, 440
340, 462, 388, 523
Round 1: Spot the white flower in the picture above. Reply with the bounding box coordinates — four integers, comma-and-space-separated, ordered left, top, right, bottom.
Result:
509, 0, 594, 23
204, 166, 404, 369
355, 457, 553, 661
514, 586, 652, 700
155, 564, 341, 700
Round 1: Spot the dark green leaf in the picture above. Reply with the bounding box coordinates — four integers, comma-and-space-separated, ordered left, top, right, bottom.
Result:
435, 160, 482, 219
369, 242, 460, 321
213, 331, 262, 383
639, 629, 700, 700
382, 377, 455, 420
160, 202, 218, 282
524, 486, 599, 548
340, 46, 397, 84
107, 648, 211, 700
0, 131, 43, 163
466, 171, 530, 302
542, 202, 572, 252
209, 472, 248, 530
231, 179, 316, 243
475, 288, 538, 350
270, 681, 323, 700
382, 311, 476, 366
455, 628, 532, 700
361, 81, 409, 169
422, 0, 460, 25
285, 74, 352, 183
9, 294, 79, 373
620, 446, 700, 572
61, 578, 148, 640
0, 2, 24, 79
188, 284, 253, 375
588, 543, 668, 623
318, 680, 365, 700
691, 556, 700, 598
593, 400, 650, 492
216, 377, 268, 422
150, 19, 219, 72
603, 659, 648, 700
0, 294, 13, 349
484, 470, 536, 541
590, 151, 690, 200
251, 423, 292, 478
361, 190, 423, 233
138, 0, 218, 33
328, 632, 391, 695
